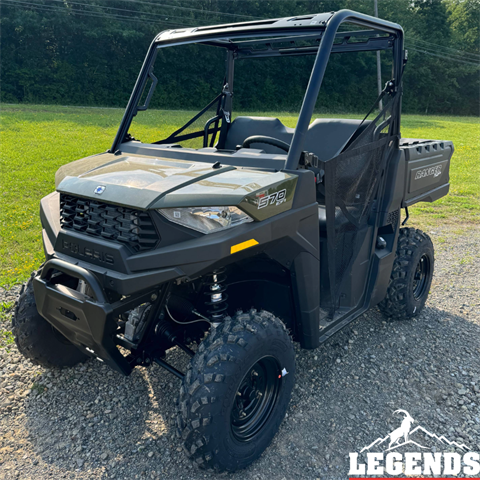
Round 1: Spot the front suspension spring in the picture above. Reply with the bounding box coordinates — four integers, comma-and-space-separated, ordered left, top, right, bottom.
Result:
204, 268, 228, 321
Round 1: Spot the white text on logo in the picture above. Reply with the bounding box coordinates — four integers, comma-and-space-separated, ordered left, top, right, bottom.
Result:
257, 189, 287, 209
415, 164, 442, 180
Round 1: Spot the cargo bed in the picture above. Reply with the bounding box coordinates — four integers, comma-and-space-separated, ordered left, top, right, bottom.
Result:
400, 138, 453, 206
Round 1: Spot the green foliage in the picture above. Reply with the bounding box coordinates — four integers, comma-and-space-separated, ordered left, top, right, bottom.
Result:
1, 301, 14, 313
0, 301, 15, 346
0, 330, 14, 346
30, 382, 47, 395
447, 0, 480, 50
0, 0, 478, 114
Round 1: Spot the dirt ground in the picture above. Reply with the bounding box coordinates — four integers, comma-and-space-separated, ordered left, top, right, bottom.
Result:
1, 225, 479, 479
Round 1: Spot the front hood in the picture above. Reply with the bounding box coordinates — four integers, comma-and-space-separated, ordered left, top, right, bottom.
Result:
55, 152, 296, 211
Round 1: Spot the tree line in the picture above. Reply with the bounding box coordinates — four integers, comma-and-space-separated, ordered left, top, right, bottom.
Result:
1, 0, 479, 115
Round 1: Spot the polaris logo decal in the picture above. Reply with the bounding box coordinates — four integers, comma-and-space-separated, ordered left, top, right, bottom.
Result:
257, 189, 287, 209
414, 164, 442, 180
94, 185, 106, 195
61, 239, 114, 265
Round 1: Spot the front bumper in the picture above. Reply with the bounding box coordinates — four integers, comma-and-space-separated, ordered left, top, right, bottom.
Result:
33, 259, 160, 375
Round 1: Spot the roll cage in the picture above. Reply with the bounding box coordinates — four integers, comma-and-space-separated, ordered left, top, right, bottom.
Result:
111, 9, 404, 170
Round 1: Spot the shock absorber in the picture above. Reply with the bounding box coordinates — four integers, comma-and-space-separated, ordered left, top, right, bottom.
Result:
204, 268, 228, 323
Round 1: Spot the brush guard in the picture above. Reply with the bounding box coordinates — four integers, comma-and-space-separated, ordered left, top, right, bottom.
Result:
32, 259, 164, 375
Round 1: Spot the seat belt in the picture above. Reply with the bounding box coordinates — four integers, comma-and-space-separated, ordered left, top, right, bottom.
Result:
340, 79, 396, 154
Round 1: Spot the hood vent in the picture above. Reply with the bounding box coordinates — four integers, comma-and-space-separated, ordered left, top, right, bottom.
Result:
60, 194, 159, 253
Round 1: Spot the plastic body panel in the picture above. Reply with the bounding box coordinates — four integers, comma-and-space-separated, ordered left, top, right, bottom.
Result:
401, 139, 453, 207
36, 170, 321, 360
368, 148, 405, 306
55, 150, 297, 211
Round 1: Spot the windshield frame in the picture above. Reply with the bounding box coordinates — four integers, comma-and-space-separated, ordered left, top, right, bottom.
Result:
111, 9, 404, 170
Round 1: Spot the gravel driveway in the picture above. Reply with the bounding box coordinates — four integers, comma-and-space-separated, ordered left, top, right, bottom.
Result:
1, 225, 479, 480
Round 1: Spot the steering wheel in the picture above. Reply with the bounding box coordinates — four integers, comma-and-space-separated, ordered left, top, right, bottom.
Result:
242, 135, 290, 152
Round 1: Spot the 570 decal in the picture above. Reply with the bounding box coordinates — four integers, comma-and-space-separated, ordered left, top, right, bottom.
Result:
257, 189, 287, 209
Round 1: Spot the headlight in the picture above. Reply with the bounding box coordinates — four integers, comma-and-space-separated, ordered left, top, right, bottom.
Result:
158, 206, 253, 234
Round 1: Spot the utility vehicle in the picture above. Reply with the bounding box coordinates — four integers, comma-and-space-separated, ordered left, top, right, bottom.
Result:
13, 10, 453, 472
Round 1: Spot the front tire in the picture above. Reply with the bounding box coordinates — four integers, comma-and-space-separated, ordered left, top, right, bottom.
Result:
379, 228, 434, 320
176, 309, 295, 472
12, 273, 89, 369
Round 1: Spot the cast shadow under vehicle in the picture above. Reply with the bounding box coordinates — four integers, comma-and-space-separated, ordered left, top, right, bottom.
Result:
261, 305, 480, 479
22, 350, 190, 477
22, 305, 479, 479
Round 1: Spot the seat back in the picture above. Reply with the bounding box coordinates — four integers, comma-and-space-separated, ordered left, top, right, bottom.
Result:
224, 116, 294, 154
304, 118, 373, 161
224, 116, 373, 159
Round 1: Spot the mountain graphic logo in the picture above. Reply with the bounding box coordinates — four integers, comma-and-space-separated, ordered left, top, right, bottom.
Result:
360, 409, 470, 453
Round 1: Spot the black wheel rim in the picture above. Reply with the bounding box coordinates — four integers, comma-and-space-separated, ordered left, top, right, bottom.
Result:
231, 356, 282, 443
413, 254, 431, 300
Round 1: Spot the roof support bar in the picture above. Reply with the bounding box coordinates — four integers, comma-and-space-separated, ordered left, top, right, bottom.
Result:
285, 9, 403, 170
236, 36, 393, 59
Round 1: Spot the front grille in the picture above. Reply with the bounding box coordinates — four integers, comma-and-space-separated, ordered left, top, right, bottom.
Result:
60, 194, 160, 253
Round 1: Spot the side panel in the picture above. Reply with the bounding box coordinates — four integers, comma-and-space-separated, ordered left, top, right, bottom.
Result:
286, 170, 320, 348
367, 238, 398, 308
291, 252, 320, 349
369, 148, 405, 306
240, 177, 298, 221
265, 169, 320, 348
401, 140, 453, 207
378, 148, 406, 225
366, 149, 406, 307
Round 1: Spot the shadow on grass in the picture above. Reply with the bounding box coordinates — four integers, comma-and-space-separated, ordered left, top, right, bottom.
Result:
401, 117, 445, 129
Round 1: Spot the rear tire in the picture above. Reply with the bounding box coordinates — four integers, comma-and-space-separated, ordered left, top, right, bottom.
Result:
176, 309, 295, 472
12, 273, 89, 369
379, 227, 434, 320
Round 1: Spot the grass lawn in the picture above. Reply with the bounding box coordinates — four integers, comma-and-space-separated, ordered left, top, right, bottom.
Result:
1, 103, 479, 287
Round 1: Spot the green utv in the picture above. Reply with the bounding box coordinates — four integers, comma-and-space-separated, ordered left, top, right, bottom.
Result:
14, 10, 453, 472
